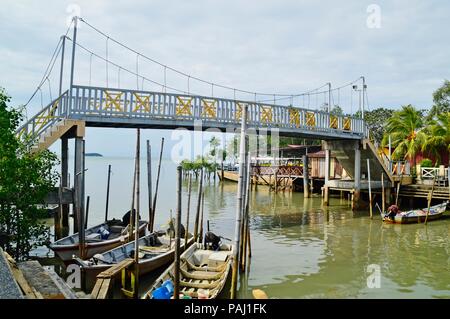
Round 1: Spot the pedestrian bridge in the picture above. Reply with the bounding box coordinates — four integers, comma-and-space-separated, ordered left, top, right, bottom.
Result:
17, 85, 367, 146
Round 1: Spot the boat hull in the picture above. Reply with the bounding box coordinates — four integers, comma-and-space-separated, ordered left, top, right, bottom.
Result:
76, 234, 194, 291
383, 212, 443, 224
382, 202, 447, 224
50, 223, 147, 262
143, 242, 233, 299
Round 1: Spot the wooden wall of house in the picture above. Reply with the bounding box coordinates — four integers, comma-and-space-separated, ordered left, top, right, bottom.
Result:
310, 157, 345, 179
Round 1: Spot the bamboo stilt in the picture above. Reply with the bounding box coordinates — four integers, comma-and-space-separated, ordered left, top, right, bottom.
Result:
174, 165, 182, 299
184, 173, 192, 250
104, 164, 112, 222
134, 128, 141, 298
425, 176, 436, 225
84, 195, 90, 229
381, 173, 385, 213
367, 159, 373, 219
198, 190, 205, 244
151, 138, 164, 232
231, 104, 247, 299
193, 169, 203, 242
146, 140, 152, 231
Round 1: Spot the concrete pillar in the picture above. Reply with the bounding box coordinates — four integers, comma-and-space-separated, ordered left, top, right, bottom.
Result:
353, 147, 361, 210
385, 187, 392, 205
324, 149, 330, 206
302, 155, 310, 198
73, 137, 85, 234
61, 137, 69, 228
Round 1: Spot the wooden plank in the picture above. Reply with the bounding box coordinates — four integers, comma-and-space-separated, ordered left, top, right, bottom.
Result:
91, 279, 103, 298
97, 258, 134, 278
18, 261, 64, 299
97, 278, 111, 299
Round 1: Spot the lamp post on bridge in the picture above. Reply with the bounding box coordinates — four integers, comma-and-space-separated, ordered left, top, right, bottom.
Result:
327, 82, 332, 113
352, 77, 367, 120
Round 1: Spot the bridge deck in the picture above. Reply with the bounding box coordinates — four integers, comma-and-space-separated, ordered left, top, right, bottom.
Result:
17, 85, 367, 143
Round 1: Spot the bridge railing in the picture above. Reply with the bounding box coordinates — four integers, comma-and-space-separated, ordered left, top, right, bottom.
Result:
16, 90, 69, 142
68, 85, 366, 136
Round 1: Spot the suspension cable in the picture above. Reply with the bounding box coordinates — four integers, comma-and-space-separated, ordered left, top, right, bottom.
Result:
25, 19, 74, 107
78, 17, 363, 99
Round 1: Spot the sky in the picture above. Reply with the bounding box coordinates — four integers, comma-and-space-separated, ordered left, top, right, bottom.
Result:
1, 0, 450, 157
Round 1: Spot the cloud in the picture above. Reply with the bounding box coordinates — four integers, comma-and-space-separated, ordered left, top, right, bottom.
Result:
1, 0, 449, 156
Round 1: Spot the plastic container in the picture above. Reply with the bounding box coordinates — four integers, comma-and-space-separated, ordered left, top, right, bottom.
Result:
98, 226, 110, 240
152, 286, 171, 299
162, 279, 174, 294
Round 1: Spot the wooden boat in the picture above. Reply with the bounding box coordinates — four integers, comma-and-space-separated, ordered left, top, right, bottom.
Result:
50, 220, 147, 261
381, 201, 448, 224
73, 231, 194, 285
143, 242, 233, 299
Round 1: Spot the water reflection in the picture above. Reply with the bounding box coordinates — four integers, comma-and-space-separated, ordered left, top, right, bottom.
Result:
38, 157, 450, 298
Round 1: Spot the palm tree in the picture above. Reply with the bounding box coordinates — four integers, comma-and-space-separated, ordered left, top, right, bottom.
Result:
422, 112, 450, 165
382, 105, 426, 169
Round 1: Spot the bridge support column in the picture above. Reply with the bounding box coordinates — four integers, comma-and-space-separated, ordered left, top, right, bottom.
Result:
61, 137, 69, 229
73, 137, 85, 235
323, 149, 330, 206
385, 187, 392, 206
302, 155, 310, 198
353, 147, 361, 210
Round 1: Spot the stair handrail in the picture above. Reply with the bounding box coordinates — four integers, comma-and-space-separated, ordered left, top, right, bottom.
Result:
16, 90, 69, 144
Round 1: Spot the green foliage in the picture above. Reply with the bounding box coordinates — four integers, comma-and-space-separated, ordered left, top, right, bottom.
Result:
208, 136, 220, 159
421, 112, 450, 164
362, 108, 394, 144
0, 88, 59, 260
427, 80, 450, 121
330, 105, 344, 116
419, 159, 433, 168
381, 104, 426, 165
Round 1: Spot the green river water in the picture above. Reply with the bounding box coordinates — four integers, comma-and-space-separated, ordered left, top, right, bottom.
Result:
35, 157, 450, 298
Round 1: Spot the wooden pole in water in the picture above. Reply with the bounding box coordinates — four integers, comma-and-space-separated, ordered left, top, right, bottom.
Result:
146, 140, 152, 231
381, 173, 385, 213
198, 190, 205, 243
239, 148, 248, 269
184, 173, 192, 250
193, 169, 204, 242
367, 159, 373, 219
425, 176, 436, 225
151, 137, 164, 232
134, 128, 141, 298
104, 164, 111, 222
231, 104, 247, 299
55, 176, 63, 239
84, 195, 90, 229
395, 173, 402, 207
77, 139, 86, 259
129, 144, 138, 242
241, 151, 252, 270
174, 165, 182, 299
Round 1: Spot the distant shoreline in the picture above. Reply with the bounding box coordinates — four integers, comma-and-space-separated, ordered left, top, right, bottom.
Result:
85, 153, 103, 157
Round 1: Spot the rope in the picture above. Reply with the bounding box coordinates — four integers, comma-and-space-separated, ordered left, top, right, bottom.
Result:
46, 77, 53, 102
89, 53, 93, 86
24, 19, 74, 107
136, 54, 139, 90
164, 66, 167, 93
68, 38, 189, 95
106, 37, 109, 88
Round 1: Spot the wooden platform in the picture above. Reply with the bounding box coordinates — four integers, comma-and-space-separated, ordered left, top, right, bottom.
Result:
91, 258, 135, 299
0, 248, 23, 299
399, 184, 450, 200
